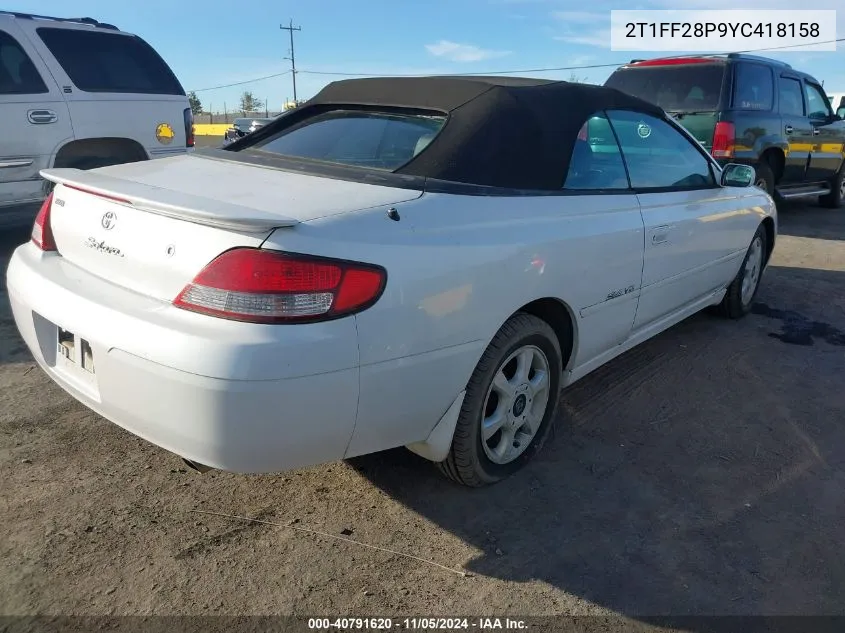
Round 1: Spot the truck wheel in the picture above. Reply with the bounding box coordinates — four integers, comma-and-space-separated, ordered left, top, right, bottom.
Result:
819, 165, 845, 209
437, 313, 562, 487
753, 162, 775, 198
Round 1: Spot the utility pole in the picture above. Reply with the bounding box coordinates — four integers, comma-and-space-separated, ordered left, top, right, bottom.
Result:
280, 19, 302, 103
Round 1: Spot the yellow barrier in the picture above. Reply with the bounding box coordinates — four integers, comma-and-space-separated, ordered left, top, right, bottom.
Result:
193, 124, 230, 136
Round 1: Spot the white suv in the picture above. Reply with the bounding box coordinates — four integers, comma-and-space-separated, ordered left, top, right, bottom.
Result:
0, 11, 193, 226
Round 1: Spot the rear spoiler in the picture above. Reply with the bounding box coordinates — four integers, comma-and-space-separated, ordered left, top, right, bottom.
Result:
40, 168, 300, 233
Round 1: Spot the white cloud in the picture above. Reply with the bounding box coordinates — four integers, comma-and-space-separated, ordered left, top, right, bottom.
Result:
554, 31, 612, 48
551, 11, 607, 24
425, 40, 512, 62
551, 11, 611, 49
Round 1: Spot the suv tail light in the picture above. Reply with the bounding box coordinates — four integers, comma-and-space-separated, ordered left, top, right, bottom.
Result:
173, 248, 387, 323
184, 107, 195, 148
31, 192, 57, 252
711, 121, 735, 159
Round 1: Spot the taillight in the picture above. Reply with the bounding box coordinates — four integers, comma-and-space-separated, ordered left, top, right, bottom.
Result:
184, 107, 195, 148
31, 192, 57, 251
577, 122, 588, 141
711, 121, 735, 159
173, 248, 387, 323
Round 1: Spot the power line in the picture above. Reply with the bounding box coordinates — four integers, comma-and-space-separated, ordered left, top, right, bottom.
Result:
191, 70, 291, 93
191, 37, 844, 92
281, 19, 302, 102
299, 37, 845, 77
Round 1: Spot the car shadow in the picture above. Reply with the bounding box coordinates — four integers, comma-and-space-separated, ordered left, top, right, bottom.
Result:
776, 200, 845, 241
348, 265, 845, 620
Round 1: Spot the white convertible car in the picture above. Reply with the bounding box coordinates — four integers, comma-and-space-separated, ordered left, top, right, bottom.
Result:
6, 76, 776, 487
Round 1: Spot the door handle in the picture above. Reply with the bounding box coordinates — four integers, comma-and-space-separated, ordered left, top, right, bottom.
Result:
784, 125, 793, 134
27, 109, 58, 124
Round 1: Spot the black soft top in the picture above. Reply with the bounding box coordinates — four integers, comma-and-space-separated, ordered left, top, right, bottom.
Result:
238, 76, 667, 191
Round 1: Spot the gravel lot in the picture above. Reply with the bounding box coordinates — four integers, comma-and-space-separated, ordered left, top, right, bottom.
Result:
1, 198, 843, 625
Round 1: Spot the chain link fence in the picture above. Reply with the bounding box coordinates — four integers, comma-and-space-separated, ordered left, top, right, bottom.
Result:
193, 110, 286, 125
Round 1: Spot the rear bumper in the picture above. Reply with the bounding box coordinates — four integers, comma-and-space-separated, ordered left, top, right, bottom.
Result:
6, 244, 360, 473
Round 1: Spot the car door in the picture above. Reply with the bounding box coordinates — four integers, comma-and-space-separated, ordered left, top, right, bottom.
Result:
777, 74, 813, 184
804, 81, 845, 182
606, 109, 753, 331
560, 112, 645, 365
0, 23, 72, 209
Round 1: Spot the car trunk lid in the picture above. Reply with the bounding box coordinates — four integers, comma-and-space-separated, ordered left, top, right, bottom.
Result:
42, 155, 421, 302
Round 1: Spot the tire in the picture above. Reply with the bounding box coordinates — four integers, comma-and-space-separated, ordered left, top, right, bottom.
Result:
437, 313, 563, 487
819, 164, 845, 209
753, 161, 776, 198
718, 223, 767, 319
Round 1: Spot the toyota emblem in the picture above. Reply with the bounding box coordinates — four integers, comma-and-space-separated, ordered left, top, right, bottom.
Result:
101, 211, 116, 230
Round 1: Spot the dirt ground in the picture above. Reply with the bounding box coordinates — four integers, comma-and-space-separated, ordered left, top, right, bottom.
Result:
0, 199, 844, 627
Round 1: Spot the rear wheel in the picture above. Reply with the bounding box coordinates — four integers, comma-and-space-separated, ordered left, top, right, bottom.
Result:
753, 161, 775, 197
437, 313, 562, 487
718, 224, 767, 319
819, 165, 845, 209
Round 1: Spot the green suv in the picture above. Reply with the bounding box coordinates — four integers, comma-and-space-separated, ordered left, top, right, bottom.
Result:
604, 53, 845, 208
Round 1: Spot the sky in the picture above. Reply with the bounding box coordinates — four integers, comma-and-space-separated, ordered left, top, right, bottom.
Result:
6, 0, 844, 113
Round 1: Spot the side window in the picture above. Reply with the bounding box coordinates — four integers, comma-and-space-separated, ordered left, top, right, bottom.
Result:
778, 78, 804, 116
0, 29, 49, 95
563, 112, 630, 191
804, 83, 832, 120
733, 63, 773, 111
606, 110, 716, 190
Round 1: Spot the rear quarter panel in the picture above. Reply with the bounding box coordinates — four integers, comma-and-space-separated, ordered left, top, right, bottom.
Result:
263, 190, 645, 455
726, 110, 786, 164
59, 95, 191, 160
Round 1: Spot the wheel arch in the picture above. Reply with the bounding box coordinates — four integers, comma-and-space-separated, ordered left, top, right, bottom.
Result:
515, 297, 577, 372
761, 215, 776, 266
404, 296, 578, 464
759, 146, 785, 182
52, 137, 150, 169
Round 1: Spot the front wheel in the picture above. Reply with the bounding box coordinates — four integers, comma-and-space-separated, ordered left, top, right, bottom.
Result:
437, 313, 563, 487
819, 165, 845, 209
753, 161, 776, 198
718, 224, 767, 319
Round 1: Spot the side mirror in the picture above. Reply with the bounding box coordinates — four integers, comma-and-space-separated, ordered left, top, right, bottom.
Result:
721, 163, 756, 188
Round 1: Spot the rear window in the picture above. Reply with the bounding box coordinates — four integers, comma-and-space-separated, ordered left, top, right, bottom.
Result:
605, 64, 726, 112
36, 28, 184, 95
0, 29, 48, 94
250, 110, 447, 171
779, 78, 804, 116
732, 63, 774, 111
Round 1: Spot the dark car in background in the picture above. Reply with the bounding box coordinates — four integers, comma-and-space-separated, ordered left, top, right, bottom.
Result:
222, 117, 275, 145
605, 53, 845, 208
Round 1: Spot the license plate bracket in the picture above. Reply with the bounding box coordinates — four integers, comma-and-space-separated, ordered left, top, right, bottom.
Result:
57, 328, 95, 374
